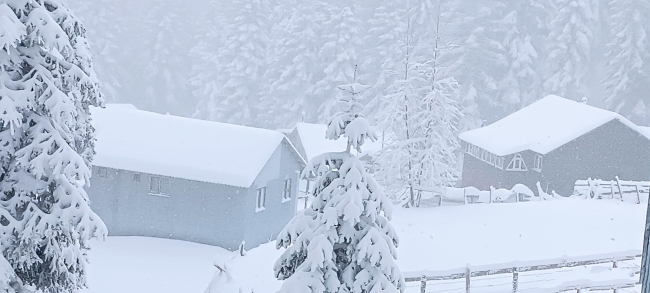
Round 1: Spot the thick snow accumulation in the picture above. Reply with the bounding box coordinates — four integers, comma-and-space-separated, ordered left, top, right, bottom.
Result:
294, 122, 382, 161
91, 105, 287, 187
82, 200, 645, 293
459, 95, 650, 156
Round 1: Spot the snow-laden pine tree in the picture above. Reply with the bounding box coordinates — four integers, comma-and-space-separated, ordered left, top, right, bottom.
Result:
66, 0, 128, 104
544, 0, 599, 98
453, 0, 547, 122
192, 0, 271, 127
274, 76, 404, 293
0, 1, 107, 292
603, 0, 650, 123
360, 0, 410, 123
374, 0, 463, 206
140, 0, 198, 116
313, 3, 364, 122
259, 0, 327, 128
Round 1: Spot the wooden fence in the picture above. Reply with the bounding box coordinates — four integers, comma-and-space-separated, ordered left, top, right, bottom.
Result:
574, 177, 649, 204
403, 251, 641, 293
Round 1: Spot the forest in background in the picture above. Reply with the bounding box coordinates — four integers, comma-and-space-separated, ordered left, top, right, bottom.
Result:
67, 0, 650, 130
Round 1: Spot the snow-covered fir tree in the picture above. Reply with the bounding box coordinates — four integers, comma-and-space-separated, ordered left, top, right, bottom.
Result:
544, 0, 599, 99
192, 0, 272, 127
274, 76, 404, 293
453, 0, 548, 122
66, 0, 128, 104
0, 1, 107, 292
603, 0, 650, 123
259, 0, 328, 128
360, 0, 410, 123
140, 0, 199, 116
314, 3, 364, 122
374, 0, 463, 206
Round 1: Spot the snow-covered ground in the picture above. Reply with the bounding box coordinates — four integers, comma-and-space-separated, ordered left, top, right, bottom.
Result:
82, 199, 645, 293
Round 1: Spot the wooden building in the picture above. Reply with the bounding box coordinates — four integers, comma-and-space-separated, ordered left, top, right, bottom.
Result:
458, 95, 650, 196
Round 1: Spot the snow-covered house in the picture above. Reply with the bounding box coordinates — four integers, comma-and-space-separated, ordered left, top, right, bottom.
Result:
458, 95, 650, 196
87, 105, 306, 250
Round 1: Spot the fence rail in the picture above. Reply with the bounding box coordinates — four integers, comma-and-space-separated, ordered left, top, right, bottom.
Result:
404, 250, 642, 293
574, 177, 649, 204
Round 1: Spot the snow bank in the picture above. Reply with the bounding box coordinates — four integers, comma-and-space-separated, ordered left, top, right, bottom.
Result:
81, 200, 646, 293
459, 95, 650, 156
392, 200, 645, 273
91, 105, 289, 187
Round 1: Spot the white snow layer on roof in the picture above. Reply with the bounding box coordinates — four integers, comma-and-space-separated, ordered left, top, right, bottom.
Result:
91, 105, 287, 188
638, 126, 650, 137
294, 122, 382, 161
459, 95, 649, 156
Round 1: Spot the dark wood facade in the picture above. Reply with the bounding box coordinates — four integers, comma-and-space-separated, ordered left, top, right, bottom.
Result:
461, 120, 650, 196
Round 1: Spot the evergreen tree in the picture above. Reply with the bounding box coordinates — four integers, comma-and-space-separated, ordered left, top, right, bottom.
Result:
603, 0, 650, 123
314, 3, 364, 122
544, 0, 599, 99
140, 0, 197, 116
274, 75, 404, 293
67, 0, 128, 103
0, 1, 107, 292
192, 0, 271, 126
260, 0, 327, 128
374, 0, 463, 207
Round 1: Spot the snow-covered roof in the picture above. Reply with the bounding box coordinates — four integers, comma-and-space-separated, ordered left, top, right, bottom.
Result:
91, 105, 301, 188
291, 122, 382, 161
458, 95, 650, 156
639, 126, 650, 137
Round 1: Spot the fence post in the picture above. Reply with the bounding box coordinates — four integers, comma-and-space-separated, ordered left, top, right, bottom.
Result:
610, 180, 616, 200
615, 176, 624, 202
636, 184, 642, 204
465, 267, 471, 293
464, 188, 467, 205
420, 275, 426, 293
512, 267, 519, 293
489, 188, 493, 204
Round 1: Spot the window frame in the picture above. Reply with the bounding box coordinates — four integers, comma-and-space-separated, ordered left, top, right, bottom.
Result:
256, 187, 267, 212
148, 176, 170, 196
133, 173, 141, 182
506, 153, 528, 171
495, 156, 504, 169
533, 154, 543, 172
282, 178, 292, 203
149, 176, 161, 194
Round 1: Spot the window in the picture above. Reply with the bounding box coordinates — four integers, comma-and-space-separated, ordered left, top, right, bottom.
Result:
256, 187, 267, 212
489, 153, 495, 166
481, 149, 487, 161
160, 177, 170, 194
282, 179, 292, 203
533, 154, 543, 172
149, 176, 170, 195
506, 154, 528, 171
149, 176, 160, 194
98, 167, 108, 178
133, 173, 141, 182
495, 156, 504, 169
